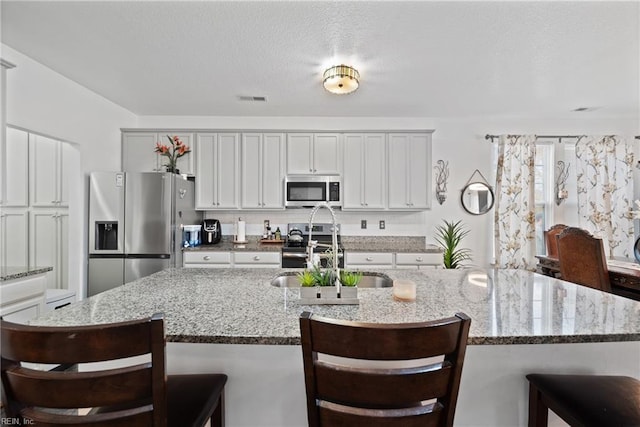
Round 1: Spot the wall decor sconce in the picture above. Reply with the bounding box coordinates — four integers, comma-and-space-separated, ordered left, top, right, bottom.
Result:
555, 160, 570, 206
434, 160, 449, 205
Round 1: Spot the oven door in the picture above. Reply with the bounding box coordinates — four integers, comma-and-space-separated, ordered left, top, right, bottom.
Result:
285, 180, 327, 207
281, 250, 345, 268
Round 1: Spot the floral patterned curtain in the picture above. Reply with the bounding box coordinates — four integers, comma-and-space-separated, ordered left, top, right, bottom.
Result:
575, 135, 634, 258
494, 135, 537, 270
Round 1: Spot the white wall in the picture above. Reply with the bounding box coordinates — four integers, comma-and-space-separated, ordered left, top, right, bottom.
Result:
3, 44, 137, 298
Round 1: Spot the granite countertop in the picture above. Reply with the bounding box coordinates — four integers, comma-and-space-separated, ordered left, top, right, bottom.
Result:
184, 236, 442, 254
1, 266, 53, 281
32, 267, 640, 346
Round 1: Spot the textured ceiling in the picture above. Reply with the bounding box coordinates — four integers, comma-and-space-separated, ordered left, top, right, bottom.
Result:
1, 1, 638, 118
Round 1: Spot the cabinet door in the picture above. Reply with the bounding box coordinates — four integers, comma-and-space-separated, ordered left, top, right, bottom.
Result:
58, 210, 69, 290
313, 133, 341, 174
406, 134, 431, 209
286, 133, 313, 174
362, 134, 386, 209
342, 134, 365, 209
30, 209, 58, 289
29, 135, 58, 207
0, 208, 29, 268
3, 128, 29, 207
241, 133, 262, 209
195, 133, 217, 209
215, 133, 240, 209
58, 142, 72, 207
261, 133, 285, 208
122, 133, 160, 172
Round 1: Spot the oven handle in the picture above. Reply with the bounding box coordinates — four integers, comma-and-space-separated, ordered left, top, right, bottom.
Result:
281, 253, 308, 259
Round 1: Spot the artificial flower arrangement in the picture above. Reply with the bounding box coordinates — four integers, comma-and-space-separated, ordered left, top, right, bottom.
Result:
154, 135, 191, 172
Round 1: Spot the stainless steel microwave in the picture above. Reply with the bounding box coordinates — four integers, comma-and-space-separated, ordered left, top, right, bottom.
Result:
284, 175, 341, 208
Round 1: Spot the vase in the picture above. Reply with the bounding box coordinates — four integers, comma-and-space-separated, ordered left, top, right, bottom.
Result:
165, 165, 180, 174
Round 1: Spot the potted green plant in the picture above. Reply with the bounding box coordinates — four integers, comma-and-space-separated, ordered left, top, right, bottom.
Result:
297, 266, 358, 304
340, 270, 363, 287
296, 270, 316, 287
434, 220, 472, 269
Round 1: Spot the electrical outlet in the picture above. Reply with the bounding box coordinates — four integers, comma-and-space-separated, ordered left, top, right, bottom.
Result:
361, 220, 367, 229
379, 220, 385, 229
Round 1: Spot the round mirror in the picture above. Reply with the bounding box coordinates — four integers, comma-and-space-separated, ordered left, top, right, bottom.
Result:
461, 182, 495, 215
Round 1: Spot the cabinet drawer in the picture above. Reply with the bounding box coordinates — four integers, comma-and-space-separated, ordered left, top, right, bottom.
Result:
346, 252, 393, 265
233, 252, 280, 265
183, 251, 231, 265
0, 275, 47, 307
396, 253, 442, 266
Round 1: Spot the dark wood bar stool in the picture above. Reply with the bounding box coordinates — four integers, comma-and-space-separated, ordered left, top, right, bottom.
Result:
1, 313, 227, 426
299, 311, 471, 427
526, 373, 640, 427
557, 227, 611, 292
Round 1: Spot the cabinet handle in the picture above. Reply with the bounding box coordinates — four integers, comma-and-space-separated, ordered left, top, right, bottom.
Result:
416, 257, 423, 262
254, 256, 260, 261
51, 200, 57, 204
366, 257, 373, 261
203, 256, 211, 260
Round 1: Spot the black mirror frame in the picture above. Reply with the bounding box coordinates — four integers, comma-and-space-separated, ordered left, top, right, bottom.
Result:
460, 182, 495, 215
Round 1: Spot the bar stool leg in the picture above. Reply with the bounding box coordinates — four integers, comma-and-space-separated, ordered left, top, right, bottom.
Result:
528, 382, 548, 427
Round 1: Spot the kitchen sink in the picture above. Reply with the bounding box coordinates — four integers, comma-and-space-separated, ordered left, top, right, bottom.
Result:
270, 271, 393, 288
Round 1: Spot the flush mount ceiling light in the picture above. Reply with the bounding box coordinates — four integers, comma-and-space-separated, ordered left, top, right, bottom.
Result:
323, 65, 360, 95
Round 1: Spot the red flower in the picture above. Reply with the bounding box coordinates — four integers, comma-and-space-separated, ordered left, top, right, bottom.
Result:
155, 135, 191, 172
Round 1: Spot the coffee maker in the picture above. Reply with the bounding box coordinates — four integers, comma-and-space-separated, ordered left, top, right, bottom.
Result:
202, 219, 222, 245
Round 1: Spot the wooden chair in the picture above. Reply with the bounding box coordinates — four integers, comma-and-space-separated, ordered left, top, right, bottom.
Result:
544, 224, 567, 259
526, 373, 640, 426
299, 311, 471, 427
1, 313, 227, 426
556, 227, 611, 292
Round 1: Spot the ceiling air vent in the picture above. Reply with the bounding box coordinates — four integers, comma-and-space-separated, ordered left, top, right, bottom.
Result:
238, 96, 267, 102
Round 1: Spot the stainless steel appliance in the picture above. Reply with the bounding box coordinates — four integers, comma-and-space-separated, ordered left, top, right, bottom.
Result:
202, 219, 222, 245
281, 222, 344, 268
284, 175, 341, 208
88, 172, 200, 296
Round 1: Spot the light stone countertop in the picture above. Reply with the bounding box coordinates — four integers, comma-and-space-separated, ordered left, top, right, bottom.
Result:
1, 266, 53, 281
32, 268, 640, 346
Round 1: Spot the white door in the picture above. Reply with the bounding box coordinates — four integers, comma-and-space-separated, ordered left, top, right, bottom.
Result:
122, 132, 160, 172
241, 133, 262, 209
195, 133, 216, 209
215, 133, 240, 209
3, 127, 29, 207
1, 208, 29, 267
362, 134, 386, 209
30, 209, 58, 289
30, 135, 58, 207
261, 133, 284, 208
342, 134, 365, 209
313, 133, 341, 174
286, 133, 313, 174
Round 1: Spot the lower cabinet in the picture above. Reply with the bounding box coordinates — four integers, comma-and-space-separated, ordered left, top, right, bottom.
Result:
0, 274, 46, 324
346, 252, 442, 269
395, 253, 442, 269
29, 209, 69, 290
183, 251, 280, 268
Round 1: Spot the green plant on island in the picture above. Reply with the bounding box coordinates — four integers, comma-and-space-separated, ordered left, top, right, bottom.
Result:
297, 270, 316, 287
310, 265, 335, 286
434, 219, 472, 269
339, 270, 363, 287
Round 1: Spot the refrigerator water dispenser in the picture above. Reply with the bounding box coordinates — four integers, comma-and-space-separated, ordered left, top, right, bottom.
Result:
95, 221, 118, 250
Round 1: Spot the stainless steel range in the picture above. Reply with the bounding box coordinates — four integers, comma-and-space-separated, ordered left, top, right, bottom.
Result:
281, 222, 344, 268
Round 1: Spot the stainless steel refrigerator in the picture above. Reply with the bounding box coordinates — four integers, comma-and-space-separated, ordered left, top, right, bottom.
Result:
88, 172, 200, 296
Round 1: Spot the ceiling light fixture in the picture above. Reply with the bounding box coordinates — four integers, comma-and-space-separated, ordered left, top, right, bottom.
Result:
323, 65, 360, 95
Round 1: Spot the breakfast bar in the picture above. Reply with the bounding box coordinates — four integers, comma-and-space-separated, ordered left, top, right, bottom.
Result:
32, 267, 640, 426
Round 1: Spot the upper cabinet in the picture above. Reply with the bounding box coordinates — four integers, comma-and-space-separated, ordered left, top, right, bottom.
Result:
29, 134, 71, 208
122, 132, 195, 176
241, 133, 285, 209
387, 133, 432, 210
2, 127, 29, 207
196, 133, 240, 210
342, 134, 386, 210
286, 133, 341, 175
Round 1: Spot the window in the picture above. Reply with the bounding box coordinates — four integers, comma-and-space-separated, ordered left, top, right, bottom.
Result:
534, 142, 554, 255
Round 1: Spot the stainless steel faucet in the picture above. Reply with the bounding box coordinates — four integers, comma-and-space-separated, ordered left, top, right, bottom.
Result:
307, 202, 341, 297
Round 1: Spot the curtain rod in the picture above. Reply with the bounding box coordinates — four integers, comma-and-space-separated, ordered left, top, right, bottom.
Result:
485, 134, 640, 142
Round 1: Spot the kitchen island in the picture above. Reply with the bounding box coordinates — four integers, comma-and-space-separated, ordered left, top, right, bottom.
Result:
33, 268, 640, 426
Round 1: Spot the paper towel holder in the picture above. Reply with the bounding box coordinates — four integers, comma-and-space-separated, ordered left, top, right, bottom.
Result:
234, 217, 248, 244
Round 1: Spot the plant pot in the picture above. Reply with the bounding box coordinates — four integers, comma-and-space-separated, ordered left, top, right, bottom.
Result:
299, 286, 358, 305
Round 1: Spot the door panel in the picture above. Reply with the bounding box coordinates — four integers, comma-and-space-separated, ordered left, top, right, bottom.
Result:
124, 257, 170, 284
88, 258, 124, 296
125, 173, 171, 254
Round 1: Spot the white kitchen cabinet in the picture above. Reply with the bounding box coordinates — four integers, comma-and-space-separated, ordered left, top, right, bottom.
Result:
286, 133, 341, 175
395, 252, 442, 269
29, 135, 71, 208
183, 251, 232, 268
2, 127, 29, 207
0, 208, 29, 268
195, 133, 240, 210
387, 133, 432, 210
122, 132, 195, 175
345, 252, 394, 269
0, 274, 46, 324
233, 252, 280, 268
342, 133, 386, 210
241, 133, 285, 209
29, 209, 68, 290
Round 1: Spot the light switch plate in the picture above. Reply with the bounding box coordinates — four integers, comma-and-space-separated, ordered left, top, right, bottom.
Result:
361, 220, 367, 229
